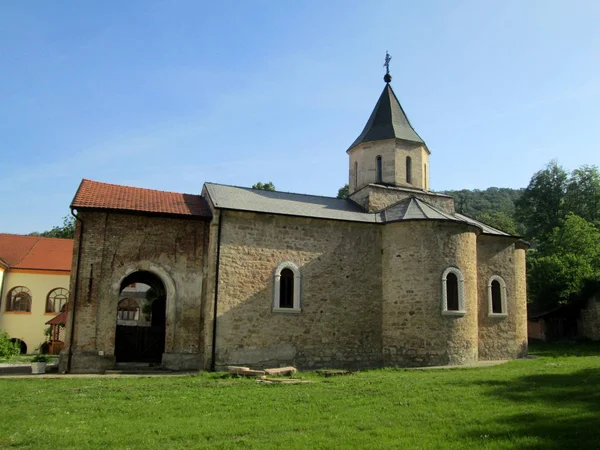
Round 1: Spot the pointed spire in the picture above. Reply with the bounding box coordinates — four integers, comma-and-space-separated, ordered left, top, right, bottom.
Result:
347, 82, 424, 151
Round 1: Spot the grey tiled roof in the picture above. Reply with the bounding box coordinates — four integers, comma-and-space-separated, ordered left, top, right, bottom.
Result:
204, 183, 378, 223
348, 83, 424, 151
383, 197, 457, 222
204, 183, 513, 237
455, 213, 512, 237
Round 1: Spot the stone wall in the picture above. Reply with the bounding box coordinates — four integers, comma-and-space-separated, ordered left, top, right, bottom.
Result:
350, 184, 455, 214
60, 211, 209, 373
477, 236, 528, 360
381, 221, 479, 366
214, 210, 382, 370
60, 199, 530, 373
580, 294, 600, 340
348, 139, 429, 193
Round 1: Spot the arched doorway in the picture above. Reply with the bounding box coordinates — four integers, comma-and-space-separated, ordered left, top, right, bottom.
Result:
114, 271, 166, 364
11, 338, 27, 354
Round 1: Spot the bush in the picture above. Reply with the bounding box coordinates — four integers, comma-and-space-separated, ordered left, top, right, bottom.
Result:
0, 330, 20, 358
31, 354, 50, 363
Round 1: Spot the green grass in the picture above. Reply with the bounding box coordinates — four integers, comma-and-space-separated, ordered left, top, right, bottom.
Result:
1, 342, 599, 449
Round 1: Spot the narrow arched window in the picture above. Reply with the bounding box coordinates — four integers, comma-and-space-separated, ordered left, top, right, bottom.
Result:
46, 288, 69, 313
442, 267, 466, 315
424, 163, 427, 189
446, 273, 459, 311
279, 269, 294, 308
6, 286, 32, 312
491, 281, 502, 313
376, 156, 382, 183
273, 262, 301, 313
488, 276, 508, 316
354, 161, 358, 189
406, 156, 412, 184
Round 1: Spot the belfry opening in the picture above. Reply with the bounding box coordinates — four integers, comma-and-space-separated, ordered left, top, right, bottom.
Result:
114, 271, 166, 364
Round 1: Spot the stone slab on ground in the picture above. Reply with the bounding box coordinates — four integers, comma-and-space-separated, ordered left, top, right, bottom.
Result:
264, 366, 297, 376
257, 378, 311, 384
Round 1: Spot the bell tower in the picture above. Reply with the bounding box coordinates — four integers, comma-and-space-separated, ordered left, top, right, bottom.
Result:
347, 52, 430, 196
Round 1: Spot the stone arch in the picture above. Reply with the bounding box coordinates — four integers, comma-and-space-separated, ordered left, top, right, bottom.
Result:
441, 266, 466, 315
110, 261, 177, 353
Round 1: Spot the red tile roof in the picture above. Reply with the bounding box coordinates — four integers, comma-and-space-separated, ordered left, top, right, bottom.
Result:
71, 179, 212, 218
0, 234, 73, 272
46, 311, 68, 325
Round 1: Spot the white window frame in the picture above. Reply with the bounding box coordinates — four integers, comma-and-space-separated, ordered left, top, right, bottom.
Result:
273, 261, 301, 313
488, 275, 508, 317
441, 267, 466, 316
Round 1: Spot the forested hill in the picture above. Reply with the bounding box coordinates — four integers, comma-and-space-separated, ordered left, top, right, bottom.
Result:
440, 187, 523, 218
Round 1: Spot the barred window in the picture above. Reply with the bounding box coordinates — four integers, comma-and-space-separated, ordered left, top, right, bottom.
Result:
6, 286, 32, 312
46, 288, 69, 313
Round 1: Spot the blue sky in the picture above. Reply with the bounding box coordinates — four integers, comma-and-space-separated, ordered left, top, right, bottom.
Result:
1, 1, 599, 234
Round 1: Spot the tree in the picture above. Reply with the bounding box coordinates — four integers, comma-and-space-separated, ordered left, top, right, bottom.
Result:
252, 182, 276, 191
337, 184, 349, 199
475, 211, 518, 235
527, 214, 600, 309
443, 187, 523, 220
515, 160, 568, 242
29, 215, 76, 239
0, 330, 20, 359
564, 165, 600, 225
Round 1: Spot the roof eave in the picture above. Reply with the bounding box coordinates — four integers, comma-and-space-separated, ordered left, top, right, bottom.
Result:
72, 206, 212, 221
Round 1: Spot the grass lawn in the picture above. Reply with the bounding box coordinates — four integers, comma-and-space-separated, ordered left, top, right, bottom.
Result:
1, 343, 599, 449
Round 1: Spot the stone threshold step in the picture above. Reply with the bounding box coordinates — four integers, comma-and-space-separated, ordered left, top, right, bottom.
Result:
105, 369, 172, 375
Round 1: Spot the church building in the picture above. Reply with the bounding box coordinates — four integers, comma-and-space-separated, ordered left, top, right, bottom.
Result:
60, 67, 528, 373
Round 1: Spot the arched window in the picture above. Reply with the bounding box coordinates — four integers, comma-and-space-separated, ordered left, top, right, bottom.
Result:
117, 298, 140, 321
354, 161, 358, 189
441, 267, 466, 315
46, 288, 69, 313
273, 262, 301, 313
424, 163, 428, 189
280, 269, 294, 308
6, 286, 32, 312
488, 276, 508, 316
446, 273, 459, 310
376, 156, 382, 183
406, 156, 412, 184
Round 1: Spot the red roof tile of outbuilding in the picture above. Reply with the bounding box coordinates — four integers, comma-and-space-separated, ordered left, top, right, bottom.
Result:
0, 234, 73, 272
71, 179, 212, 218
46, 311, 68, 325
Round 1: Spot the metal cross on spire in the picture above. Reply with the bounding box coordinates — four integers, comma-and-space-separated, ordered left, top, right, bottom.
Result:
383, 51, 392, 83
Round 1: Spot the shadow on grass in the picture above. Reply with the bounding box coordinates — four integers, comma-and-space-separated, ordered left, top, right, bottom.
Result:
528, 340, 600, 357
469, 368, 600, 449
